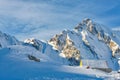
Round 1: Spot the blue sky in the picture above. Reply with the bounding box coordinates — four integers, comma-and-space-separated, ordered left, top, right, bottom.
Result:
0, 0, 120, 41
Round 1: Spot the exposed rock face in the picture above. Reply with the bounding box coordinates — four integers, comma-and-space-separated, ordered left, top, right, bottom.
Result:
61, 45, 80, 60
109, 40, 119, 56
49, 31, 67, 51
24, 38, 43, 51
28, 54, 40, 62
49, 31, 80, 65
60, 35, 80, 65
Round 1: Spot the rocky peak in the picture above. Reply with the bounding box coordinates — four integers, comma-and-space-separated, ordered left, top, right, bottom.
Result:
24, 38, 44, 51
24, 38, 35, 44
82, 18, 92, 25
49, 18, 120, 69
75, 18, 97, 35
74, 19, 120, 57
49, 30, 67, 50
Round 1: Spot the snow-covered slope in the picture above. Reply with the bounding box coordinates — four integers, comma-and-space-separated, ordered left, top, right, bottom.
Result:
49, 18, 120, 70
0, 32, 104, 80
0, 46, 104, 80
0, 31, 20, 48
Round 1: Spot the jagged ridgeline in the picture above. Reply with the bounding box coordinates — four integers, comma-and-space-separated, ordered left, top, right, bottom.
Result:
49, 18, 120, 70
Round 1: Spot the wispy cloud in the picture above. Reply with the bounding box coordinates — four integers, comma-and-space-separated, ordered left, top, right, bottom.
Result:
0, 0, 120, 41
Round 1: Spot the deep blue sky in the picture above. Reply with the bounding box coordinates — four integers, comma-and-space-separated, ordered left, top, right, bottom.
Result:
0, 0, 120, 41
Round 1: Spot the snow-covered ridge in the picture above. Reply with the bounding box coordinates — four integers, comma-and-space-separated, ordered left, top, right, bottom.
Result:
24, 38, 65, 63
24, 38, 45, 51
0, 31, 20, 48
0, 31, 64, 64
74, 19, 120, 57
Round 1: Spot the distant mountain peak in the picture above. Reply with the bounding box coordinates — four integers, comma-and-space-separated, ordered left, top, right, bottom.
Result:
82, 18, 92, 24
74, 18, 97, 34
0, 30, 20, 48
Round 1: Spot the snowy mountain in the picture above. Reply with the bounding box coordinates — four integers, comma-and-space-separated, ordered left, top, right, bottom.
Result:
0, 31, 63, 63
0, 31, 20, 48
23, 38, 64, 63
0, 19, 120, 80
49, 18, 120, 70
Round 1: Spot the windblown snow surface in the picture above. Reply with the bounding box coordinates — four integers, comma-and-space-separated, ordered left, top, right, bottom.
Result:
0, 45, 104, 80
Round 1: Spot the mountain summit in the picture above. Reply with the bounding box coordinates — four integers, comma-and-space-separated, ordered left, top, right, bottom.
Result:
49, 18, 120, 70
